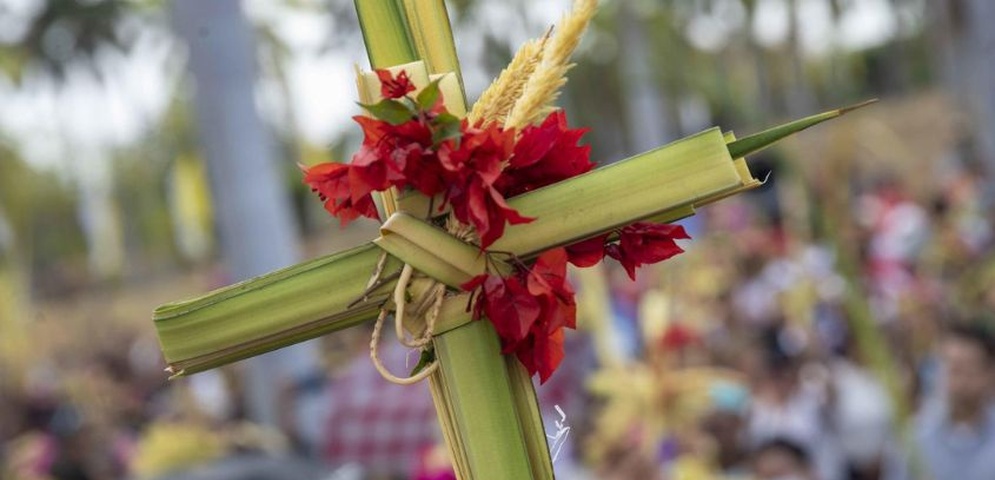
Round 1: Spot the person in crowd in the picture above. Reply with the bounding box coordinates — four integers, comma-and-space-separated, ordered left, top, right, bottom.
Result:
746, 326, 844, 480
913, 323, 995, 480
751, 437, 817, 480
700, 382, 751, 477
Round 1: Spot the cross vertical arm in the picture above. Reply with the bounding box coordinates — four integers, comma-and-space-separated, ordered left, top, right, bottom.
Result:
353, 2, 550, 476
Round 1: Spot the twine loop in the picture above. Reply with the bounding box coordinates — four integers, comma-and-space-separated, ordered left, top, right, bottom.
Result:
367, 208, 479, 385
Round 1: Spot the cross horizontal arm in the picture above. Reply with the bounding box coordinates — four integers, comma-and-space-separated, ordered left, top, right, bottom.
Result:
153, 127, 756, 375
154, 243, 398, 375
495, 128, 739, 254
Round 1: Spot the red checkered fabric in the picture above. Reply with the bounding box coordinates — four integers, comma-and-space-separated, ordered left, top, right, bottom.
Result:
322, 341, 438, 476
321, 331, 594, 476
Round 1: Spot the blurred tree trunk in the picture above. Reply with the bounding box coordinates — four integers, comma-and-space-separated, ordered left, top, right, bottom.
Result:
77, 175, 125, 279
931, 0, 995, 172
743, 0, 773, 123
963, 0, 995, 172
926, 0, 964, 90
785, 0, 816, 116
885, 0, 912, 93
171, 0, 318, 427
617, 2, 677, 155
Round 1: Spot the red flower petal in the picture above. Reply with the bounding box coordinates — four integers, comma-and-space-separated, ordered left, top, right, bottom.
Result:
527, 248, 576, 331
514, 326, 565, 384
620, 223, 689, 263
481, 184, 534, 248
465, 274, 540, 345
439, 123, 514, 183
537, 292, 577, 332
353, 116, 390, 147
348, 145, 405, 198
301, 162, 380, 225
376, 69, 416, 99
398, 145, 448, 196
608, 222, 690, 280
526, 248, 569, 295
565, 234, 609, 267
346, 194, 380, 223
510, 112, 561, 169
451, 176, 533, 250
536, 327, 565, 383
511, 334, 536, 377
390, 119, 435, 147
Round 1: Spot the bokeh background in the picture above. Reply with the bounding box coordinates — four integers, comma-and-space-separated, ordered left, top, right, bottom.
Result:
2, 0, 994, 479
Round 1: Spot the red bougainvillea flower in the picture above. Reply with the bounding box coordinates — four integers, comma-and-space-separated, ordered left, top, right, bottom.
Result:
349, 144, 406, 195
564, 233, 610, 267
354, 113, 447, 197
307, 97, 584, 250
462, 273, 540, 345
353, 114, 432, 152
376, 69, 416, 99
301, 162, 379, 225
459, 178, 533, 249
497, 110, 593, 197
461, 248, 575, 383
353, 115, 392, 146
606, 222, 690, 280
438, 121, 511, 185
385, 116, 435, 147
395, 143, 446, 196
526, 248, 577, 332
441, 122, 534, 248
511, 324, 565, 384
327, 113, 425, 214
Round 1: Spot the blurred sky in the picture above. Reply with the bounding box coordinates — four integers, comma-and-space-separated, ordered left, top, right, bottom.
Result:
0, 0, 910, 180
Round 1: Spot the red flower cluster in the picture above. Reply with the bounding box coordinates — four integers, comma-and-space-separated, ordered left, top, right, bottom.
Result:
565, 222, 691, 280
462, 248, 575, 383
304, 70, 693, 383
438, 122, 533, 248
302, 69, 592, 249
301, 162, 380, 225
460, 221, 690, 382
495, 110, 593, 196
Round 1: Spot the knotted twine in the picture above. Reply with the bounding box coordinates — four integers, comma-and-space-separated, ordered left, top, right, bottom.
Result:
368, 202, 475, 385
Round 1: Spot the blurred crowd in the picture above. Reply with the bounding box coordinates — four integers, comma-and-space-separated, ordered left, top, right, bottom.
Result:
3, 142, 995, 480
574, 156, 995, 480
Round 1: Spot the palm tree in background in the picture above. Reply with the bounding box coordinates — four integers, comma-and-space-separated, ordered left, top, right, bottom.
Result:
0, 0, 155, 281
929, 0, 995, 172
1, 0, 321, 427
170, 0, 319, 428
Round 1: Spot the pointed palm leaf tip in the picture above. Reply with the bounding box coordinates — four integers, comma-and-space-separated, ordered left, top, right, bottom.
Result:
726, 99, 878, 159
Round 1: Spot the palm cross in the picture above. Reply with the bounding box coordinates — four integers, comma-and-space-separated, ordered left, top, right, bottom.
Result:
152, 1, 863, 478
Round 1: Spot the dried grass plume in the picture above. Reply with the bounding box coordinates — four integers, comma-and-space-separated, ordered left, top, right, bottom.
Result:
468, 29, 550, 127
505, 0, 597, 129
